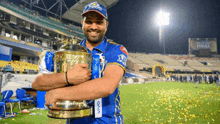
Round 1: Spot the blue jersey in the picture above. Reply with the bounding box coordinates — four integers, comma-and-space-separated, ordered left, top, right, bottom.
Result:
5, 65, 12, 71
67, 37, 127, 124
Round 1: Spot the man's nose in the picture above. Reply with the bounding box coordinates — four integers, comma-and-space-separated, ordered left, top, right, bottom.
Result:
90, 23, 98, 30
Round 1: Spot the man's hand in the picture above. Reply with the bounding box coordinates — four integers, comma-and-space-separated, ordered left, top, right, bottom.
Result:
43, 65, 125, 102
67, 63, 91, 85
32, 63, 91, 91
45, 89, 60, 107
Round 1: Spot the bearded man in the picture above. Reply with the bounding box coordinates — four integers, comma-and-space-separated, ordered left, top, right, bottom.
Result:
32, 2, 127, 124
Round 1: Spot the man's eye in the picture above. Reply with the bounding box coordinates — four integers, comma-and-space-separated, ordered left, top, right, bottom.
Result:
86, 21, 92, 24
96, 21, 103, 24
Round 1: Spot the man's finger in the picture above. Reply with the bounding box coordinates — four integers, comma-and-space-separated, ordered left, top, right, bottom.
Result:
88, 72, 92, 76
78, 63, 89, 68
87, 69, 92, 73
45, 101, 49, 107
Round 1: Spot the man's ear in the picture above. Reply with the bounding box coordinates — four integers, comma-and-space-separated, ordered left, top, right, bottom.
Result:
105, 20, 109, 31
81, 17, 86, 30
81, 20, 84, 30
81, 19, 83, 25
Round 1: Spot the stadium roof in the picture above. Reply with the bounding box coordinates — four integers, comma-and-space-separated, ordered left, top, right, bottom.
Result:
62, 0, 118, 24
11, 0, 118, 24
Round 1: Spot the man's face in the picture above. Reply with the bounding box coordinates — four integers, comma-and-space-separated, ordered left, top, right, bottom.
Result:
81, 11, 108, 44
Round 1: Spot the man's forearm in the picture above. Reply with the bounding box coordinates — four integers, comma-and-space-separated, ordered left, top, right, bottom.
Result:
44, 65, 124, 106
32, 72, 67, 91
56, 77, 119, 101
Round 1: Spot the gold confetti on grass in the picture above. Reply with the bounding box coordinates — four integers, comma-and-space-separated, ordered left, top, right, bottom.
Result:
120, 82, 220, 124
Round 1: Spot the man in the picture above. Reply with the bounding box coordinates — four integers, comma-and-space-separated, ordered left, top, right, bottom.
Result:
180, 75, 183, 83
187, 75, 190, 83
176, 75, 179, 82
195, 74, 199, 88
5, 63, 13, 73
215, 75, 219, 86
204, 75, 208, 84
32, 2, 127, 124
190, 75, 192, 83
184, 76, 187, 83
209, 75, 213, 85
198, 75, 202, 84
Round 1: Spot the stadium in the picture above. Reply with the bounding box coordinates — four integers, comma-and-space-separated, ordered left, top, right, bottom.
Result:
0, 0, 219, 123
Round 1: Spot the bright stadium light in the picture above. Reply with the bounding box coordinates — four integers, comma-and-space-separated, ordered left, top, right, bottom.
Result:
157, 11, 170, 26
156, 10, 170, 54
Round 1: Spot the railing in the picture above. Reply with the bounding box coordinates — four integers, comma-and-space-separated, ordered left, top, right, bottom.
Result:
0, 35, 42, 48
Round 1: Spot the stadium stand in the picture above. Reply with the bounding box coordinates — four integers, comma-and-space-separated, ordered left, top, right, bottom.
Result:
0, 0, 86, 73
0, 60, 39, 74
126, 53, 220, 79
0, 0, 85, 40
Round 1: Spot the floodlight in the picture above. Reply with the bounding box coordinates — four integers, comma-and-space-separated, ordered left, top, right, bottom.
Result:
157, 11, 170, 26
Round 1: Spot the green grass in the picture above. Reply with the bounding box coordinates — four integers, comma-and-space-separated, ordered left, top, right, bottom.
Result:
120, 82, 220, 124
1, 103, 66, 124
1, 109, 66, 124
1, 82, 220, 124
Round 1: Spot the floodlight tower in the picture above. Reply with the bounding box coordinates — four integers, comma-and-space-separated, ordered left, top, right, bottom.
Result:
156, 10, 170, 54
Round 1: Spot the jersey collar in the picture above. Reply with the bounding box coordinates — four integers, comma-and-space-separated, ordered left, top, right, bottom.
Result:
80, 37, 107, 53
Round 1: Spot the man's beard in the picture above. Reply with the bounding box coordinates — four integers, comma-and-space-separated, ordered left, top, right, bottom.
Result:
84, 30, 105, 44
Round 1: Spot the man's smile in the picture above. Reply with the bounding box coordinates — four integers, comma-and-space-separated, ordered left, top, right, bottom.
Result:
88, 31, 99, 36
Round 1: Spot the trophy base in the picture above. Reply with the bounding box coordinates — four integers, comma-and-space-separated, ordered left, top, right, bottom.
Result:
47, 107, 92, 119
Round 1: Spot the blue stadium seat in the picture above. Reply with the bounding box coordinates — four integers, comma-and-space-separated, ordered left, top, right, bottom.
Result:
16, 88, 35, 101
2, 90, 21, 115
0, 102, 6, 118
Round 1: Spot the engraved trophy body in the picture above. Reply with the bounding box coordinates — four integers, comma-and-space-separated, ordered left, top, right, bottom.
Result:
47, 39, 92, 119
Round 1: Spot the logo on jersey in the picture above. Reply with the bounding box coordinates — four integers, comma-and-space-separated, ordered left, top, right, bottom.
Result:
117, 54, 127, 65
97, 101, 101, 114
120, 46, 128, 55
94, 57, 99, 71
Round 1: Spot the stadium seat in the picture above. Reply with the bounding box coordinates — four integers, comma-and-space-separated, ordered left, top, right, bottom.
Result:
2, 90, 21, 115
0, 102, 7, 118
16, 89, 35, 100
16, 89, 36, 109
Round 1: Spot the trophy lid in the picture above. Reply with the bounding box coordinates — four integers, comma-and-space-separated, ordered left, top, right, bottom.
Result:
58, 38, 88, 52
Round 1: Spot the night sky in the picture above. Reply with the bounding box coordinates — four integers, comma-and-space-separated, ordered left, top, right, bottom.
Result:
14, 0, 220, 54
105, 0, 220, 54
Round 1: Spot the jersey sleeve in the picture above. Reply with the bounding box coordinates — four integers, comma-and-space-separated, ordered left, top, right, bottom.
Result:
106, 45, 128, 73
38, 50, 54, 74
